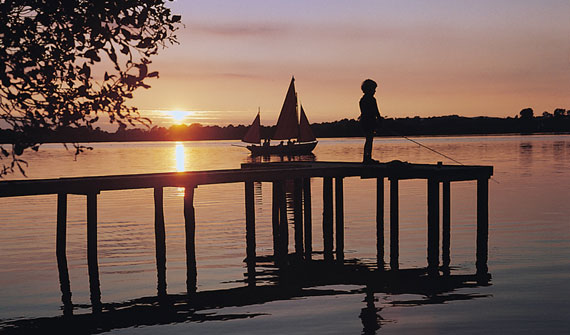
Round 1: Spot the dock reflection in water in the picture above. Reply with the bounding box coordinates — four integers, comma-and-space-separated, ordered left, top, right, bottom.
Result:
0, 258, 491, 334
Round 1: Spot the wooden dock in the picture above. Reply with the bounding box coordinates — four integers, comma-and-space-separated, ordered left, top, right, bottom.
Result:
0, 160, 493, 313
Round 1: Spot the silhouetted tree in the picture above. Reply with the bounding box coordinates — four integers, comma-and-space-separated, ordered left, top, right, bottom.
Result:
553, 108, 566, 118
0, 0, 181, 176
519, 108, 534, 119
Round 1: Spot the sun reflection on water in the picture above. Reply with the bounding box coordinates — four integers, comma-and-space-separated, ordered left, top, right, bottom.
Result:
174, 142, 186, 195
175, 142, 185, 172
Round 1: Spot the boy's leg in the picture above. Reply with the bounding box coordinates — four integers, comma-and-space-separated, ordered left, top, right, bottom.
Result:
363, 134, 373, 161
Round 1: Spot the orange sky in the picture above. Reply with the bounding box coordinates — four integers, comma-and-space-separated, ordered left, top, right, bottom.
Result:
126, 0, 569, 128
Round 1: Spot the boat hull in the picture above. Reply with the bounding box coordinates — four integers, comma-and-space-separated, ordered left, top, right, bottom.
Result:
247, 141, 318, 156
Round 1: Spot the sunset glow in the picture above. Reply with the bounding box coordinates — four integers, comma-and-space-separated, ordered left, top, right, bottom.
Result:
166, 110, 192, 124
129, 0, 569, 127
2, 1, 569, 333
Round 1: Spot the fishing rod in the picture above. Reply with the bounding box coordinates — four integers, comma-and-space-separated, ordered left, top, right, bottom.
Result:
397, 133, 464, 166
384, 129, 500, 184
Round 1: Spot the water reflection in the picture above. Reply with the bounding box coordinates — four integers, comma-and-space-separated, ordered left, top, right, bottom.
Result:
175, 142, 185, 172
519, 142, 533, 177
3, 258, 491, 334
360, 287, 383, 334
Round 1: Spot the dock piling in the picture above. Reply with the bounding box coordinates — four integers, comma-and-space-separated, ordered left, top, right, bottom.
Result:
389, 178, 399, 270
335, 177, 344, 262
303, 178, 312, 260
442, 181, 451, 272
277, 181, 289, 261
376, 178, 384, 269
427, 179, 440, 275
272, 181, 280, 259
293, 178, 304, 258
56, 193, 72, 314
154, 187, 167, 296
322, 177, 334, 262
184, 185, 197, 294
86, 192, 101, 311
476, 178, 489, 275
245, 181, 256, 284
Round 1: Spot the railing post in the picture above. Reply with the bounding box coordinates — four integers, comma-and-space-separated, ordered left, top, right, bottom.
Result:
154, 187, 167, 296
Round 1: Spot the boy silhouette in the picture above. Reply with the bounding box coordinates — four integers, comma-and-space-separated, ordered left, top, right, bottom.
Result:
359, 79, 382, 164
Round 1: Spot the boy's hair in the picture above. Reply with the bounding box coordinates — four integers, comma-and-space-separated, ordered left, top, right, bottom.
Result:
361, 79, 377, 93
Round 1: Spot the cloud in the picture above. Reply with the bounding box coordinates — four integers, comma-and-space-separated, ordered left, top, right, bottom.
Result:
189, 22, 287, 37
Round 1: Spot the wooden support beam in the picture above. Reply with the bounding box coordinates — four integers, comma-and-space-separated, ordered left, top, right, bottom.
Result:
86, 192, 102, 311
293, 178, 304, 258
303, 178, 313, 260
322, 177, 334, 262
272, 181, 280, 260
476, 178, 489, 275
389, 178, 399, 270
335, 177, 344, 262
427, 179, 440, 275
442, 181, 451, 272
245, 181, 256, 285
56, 193, 72, 315
376, 178, 385, 270
184, 185, 197, 294
154, 187, 167, 296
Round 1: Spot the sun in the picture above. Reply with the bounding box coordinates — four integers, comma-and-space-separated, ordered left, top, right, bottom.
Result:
166, 110, 189, 124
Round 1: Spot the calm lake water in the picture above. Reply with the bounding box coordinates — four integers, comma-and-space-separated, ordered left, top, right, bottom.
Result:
0, 135, 569, 334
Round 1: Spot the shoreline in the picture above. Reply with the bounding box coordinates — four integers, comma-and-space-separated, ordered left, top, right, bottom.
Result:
2, 131, 569, 145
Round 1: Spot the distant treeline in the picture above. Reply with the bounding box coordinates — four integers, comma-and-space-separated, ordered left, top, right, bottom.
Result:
1, 109, 569, 144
